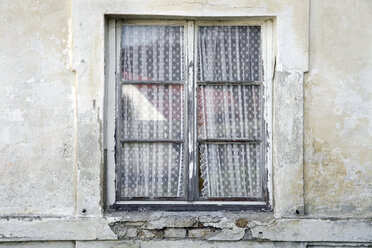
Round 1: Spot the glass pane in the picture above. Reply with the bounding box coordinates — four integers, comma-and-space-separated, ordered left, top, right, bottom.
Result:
198, 26, 262, 82
198, 85, 261, 139
121, 84, 184, 140
121, 25, 184, 81
119, 143, 185, 198
199, 143, 262, 198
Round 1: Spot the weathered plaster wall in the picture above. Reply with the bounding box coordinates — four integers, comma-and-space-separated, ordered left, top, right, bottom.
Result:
0, 0, 372, 246
70, 0, 309, 219
304, 0, 372, 217
0, 1, 75, 215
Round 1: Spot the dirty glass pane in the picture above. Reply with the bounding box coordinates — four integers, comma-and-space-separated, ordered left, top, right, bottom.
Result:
199, 143, 262, 198
198, 85, 261, 139
198, 26, 262, 82
121, 84, 184, 140
119, 143, 185, 198
121, 25, 184, 82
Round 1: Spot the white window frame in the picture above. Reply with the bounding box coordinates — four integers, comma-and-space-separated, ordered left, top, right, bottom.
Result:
105, 18, 273, 211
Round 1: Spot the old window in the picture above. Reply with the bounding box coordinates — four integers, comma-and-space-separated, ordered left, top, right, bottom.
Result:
106, 19, 273, 211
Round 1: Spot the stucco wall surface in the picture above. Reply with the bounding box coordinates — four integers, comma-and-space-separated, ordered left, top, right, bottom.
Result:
0, 0, 372, 246
0, 1, 75, 215
304, 0, 372, 217
70, 0, 308, 219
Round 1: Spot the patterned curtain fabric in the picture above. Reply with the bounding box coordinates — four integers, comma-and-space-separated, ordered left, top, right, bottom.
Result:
121, 25, 184, 81
197, 26, 263, 198
121, 143, 184, 197
198, 26, 262, 82
119, 25, 185, 199
118, 24, 263, 200
200, 144, 262, 198
121, 85, 184, 140
198, 85, 261, 140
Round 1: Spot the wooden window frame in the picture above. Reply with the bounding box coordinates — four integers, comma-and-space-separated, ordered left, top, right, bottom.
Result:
105, 18, 273, 211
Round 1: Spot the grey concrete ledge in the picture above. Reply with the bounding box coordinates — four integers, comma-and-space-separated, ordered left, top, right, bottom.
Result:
0, 216, 371, 242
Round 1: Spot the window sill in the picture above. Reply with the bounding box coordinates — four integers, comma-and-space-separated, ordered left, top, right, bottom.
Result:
107, 201, 270, 212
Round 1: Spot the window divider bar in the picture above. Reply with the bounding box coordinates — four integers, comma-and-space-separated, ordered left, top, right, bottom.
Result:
197, 81, 262, 86
197, 139, 262, 143
120, 139, 184, 143
121, 80, 185, 85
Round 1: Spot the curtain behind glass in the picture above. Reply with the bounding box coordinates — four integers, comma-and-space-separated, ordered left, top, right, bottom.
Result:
121, 26, 184, 82
118, 25, 185, 199
197, 26, 263, 198
198, 85, 261, 140
121, 84, 184, 140
200, 143, 262, 198
198, 26, 262, 82
120, 143, 184, 198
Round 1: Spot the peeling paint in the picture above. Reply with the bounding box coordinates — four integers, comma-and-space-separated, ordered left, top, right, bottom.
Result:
304, 0, 372, 217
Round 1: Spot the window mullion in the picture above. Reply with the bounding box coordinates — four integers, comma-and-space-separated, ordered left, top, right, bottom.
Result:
115, 22, 123, 201
106, 19, 117, 206
186, 21, 197, 201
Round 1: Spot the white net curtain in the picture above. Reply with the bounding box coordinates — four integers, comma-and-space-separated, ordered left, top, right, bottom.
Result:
121, 25, 184, 82
120, 85, 185, 198
121, 84, 184, 140
197, 85, 262, 140
197, 85, 262, 198
200, 143, 262, 198
119, 25, 185, 198
121, 143, 184, 197
118, 24, 263, 199
198, 26, 262, 82
197, 25, 263, 198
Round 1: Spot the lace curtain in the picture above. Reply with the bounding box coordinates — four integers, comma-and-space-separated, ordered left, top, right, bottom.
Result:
121, 85, 184, 140
198, 26, 262, 82
200, 143, 262, 198
117, 24, 263, 199
121, 143, 184, 197
197, 26, 263, 198
121, 25, 184, 81
198, 85, 261, 140
119, 25, 185, 198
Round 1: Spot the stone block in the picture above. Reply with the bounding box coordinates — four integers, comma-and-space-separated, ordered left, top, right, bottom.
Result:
188, 229, 215, 239
126, 228, 138, 238
164, 228, 187, 238
137, 230, 163, 239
